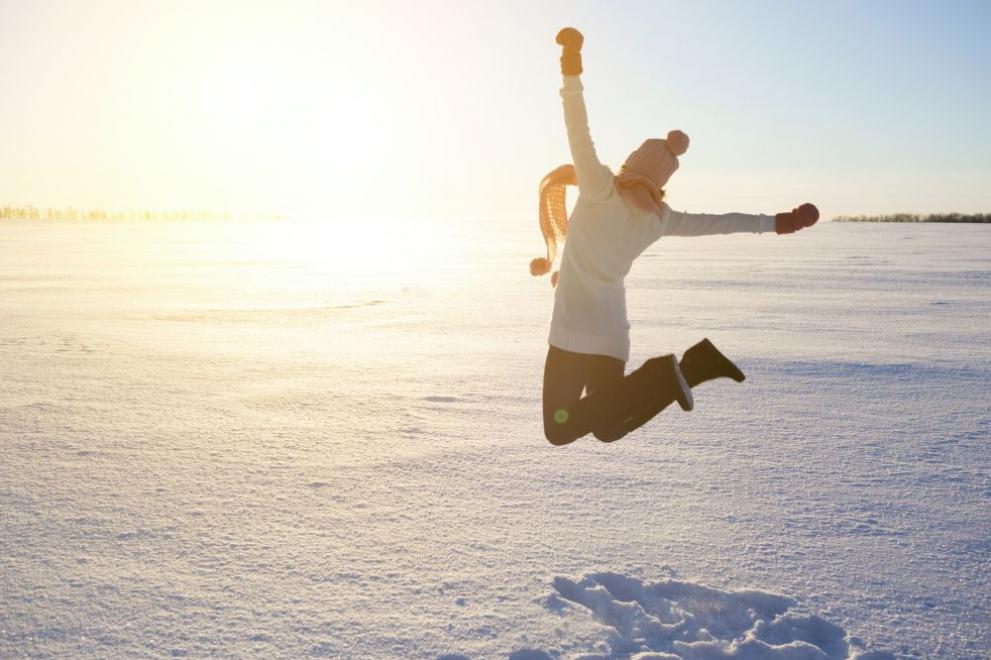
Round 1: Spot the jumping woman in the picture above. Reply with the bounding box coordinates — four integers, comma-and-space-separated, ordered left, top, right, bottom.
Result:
533, 28, 819, 446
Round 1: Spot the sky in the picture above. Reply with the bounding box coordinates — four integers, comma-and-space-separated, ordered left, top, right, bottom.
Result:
1, 0, 989, 224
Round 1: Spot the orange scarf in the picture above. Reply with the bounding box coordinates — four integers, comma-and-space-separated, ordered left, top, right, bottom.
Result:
529, 164, 576, 287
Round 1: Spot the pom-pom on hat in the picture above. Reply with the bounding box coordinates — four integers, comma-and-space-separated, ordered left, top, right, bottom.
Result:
615, 130, 689, 215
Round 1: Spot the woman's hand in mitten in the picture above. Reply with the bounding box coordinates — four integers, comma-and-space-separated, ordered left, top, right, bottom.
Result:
556, 27, 584, 75
776, 203, 820, 234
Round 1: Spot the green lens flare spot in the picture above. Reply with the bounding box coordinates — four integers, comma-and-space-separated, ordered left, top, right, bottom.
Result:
554, 408, 570, 424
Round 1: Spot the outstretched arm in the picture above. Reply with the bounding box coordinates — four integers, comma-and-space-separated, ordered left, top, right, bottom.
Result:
662, 206, 776, 237
662, 203, 819, 237
556, 28, 613, 202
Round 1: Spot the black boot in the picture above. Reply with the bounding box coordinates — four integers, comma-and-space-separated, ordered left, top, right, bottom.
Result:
679, 338, 746, 388
639, 354, 694, 411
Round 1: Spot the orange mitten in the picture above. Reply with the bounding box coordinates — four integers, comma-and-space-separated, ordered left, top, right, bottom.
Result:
556, 28, 584, 75
776, 203, 820, 234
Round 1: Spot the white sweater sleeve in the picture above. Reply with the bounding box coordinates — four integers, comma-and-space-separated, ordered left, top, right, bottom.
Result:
661, 204, 777, 237
560, 76, 614, 201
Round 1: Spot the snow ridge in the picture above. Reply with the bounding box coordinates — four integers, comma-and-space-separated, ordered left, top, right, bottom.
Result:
545, 573, 892, 659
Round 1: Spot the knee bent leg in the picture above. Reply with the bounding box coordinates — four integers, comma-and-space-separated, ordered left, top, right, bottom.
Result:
543, 421, 579, 446
592, 427, 627, 443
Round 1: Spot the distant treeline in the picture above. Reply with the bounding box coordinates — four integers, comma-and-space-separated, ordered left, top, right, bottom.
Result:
0, 205, 290, 222
833, 213, 991, 223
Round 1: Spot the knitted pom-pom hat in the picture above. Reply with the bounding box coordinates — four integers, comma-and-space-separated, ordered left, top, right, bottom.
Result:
615, 130, 689, 215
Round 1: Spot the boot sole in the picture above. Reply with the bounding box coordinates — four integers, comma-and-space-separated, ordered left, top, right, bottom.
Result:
659, 354, 694, 411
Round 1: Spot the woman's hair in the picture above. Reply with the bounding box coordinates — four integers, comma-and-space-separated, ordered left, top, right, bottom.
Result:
530, 164, 664, 287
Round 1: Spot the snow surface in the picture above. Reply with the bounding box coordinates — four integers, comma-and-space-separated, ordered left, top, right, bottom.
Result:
1, 221, 989, 658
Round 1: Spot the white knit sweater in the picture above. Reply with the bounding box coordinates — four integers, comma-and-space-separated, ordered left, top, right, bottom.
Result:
549, 76, 776, 362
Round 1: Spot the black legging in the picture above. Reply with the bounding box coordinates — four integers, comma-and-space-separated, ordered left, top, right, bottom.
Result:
542, 345, 683, 445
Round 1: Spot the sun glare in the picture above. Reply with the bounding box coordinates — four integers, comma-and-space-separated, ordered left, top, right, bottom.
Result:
214, 218, 467, 291
313, 94, 386, 169
188, 32, 396, 220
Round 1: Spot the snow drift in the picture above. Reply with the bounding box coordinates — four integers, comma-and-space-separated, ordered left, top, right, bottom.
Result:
540, 573, 892, 659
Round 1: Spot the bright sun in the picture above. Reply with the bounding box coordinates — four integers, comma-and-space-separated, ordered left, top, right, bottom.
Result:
192, 40, 391, 219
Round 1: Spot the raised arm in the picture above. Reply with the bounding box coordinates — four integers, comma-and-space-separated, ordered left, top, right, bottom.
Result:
662, 203, 819, 237
556, 28, 613, 202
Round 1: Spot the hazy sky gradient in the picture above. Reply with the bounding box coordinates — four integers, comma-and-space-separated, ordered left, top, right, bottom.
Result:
2, 0, 989, 223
